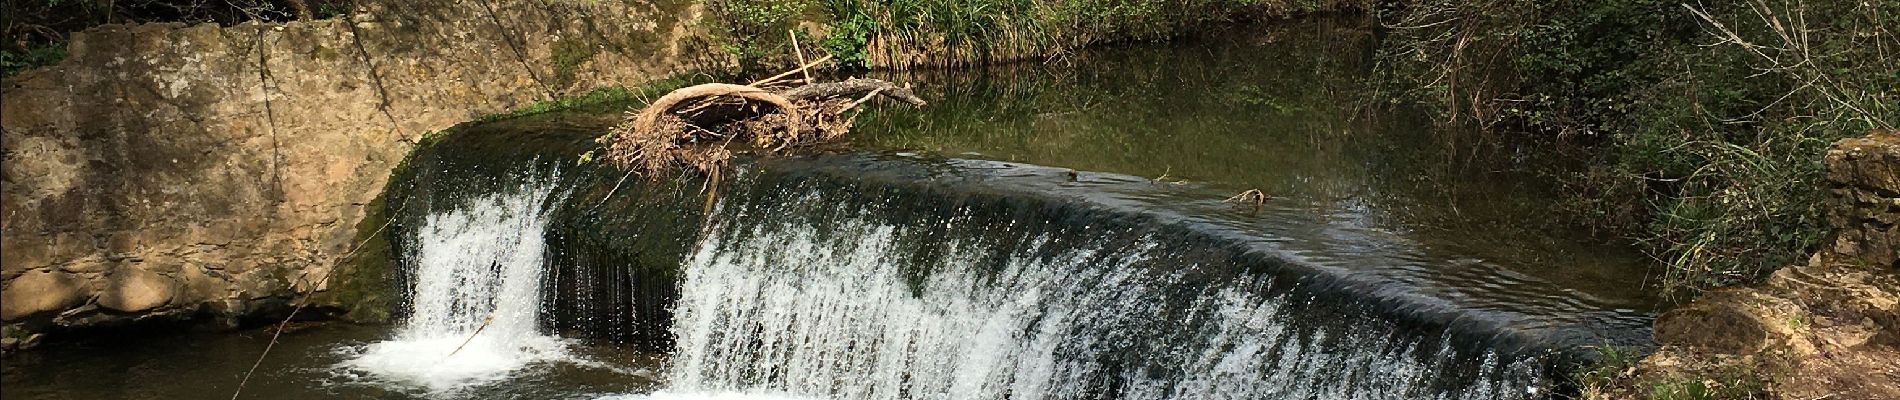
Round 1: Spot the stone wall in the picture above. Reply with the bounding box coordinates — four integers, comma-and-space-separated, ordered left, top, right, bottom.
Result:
0, 0, 719, 348
1626, 131, 1900, 399
1825, 129, 1900, 268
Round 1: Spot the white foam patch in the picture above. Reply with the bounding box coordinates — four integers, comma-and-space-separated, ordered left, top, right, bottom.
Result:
337, 334, 571, 391
595, 390, 827, 400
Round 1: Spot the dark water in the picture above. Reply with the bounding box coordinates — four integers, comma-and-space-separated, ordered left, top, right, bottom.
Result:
0, 324, 661, 399
1, 16, 1663, 400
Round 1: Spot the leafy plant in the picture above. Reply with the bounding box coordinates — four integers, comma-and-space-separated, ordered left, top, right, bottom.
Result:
0, 43, 65, 77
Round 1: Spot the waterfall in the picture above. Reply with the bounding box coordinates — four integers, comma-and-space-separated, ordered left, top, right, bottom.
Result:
360, 130, 1628, 399
339, 182, 572, 392
657, 202, 1549, 400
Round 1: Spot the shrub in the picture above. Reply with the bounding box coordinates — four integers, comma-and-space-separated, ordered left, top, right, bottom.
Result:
1380, 0, 1899, 295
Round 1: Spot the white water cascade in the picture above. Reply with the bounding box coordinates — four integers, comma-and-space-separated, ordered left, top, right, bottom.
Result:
339, 184, 573, 392
660, 214, 1546, 400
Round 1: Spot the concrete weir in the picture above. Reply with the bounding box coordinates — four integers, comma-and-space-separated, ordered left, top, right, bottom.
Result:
366, 117, 1661, 398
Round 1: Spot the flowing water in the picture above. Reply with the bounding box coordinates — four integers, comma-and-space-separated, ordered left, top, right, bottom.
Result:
2, 16, 1663, 400
337, 184, 574, 392
663, 209, 1546, 399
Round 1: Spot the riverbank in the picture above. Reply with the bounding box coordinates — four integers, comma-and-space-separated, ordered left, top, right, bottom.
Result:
1582, 131, 1900, 399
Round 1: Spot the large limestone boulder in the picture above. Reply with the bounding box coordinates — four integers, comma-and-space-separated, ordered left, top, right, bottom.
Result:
97, 268, 178, 313
0, 270, 87, 320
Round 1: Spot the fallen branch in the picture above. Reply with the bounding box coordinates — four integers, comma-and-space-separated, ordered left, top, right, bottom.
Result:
781, 78, 928, 106
630, 83, 801, 139
604, 76, 925, 176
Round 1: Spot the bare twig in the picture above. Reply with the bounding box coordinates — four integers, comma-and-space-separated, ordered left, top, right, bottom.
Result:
749, 54, 834, 87
1683, 0, 1892, 129
841, 87, 887, 111
789, 30, 812, 84
445, 314, 496, 359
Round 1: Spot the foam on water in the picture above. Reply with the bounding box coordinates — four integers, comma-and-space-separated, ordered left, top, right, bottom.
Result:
595, 390, 829, 400
337, 183, 572, 392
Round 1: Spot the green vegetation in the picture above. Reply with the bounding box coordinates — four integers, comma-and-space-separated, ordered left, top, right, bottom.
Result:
1576, 345, 1767, 399
1574, 345, 1641, 392
1380, 0, 1898, 295
706, 0, 1355, 70
1644, 366, 1766, 400
327, 188, 397, 323
0, 43, 64, 78
550, 38, 601, 87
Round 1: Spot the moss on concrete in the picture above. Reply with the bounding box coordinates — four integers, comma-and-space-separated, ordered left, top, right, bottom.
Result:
551, 37, 601, 87
326, 189, 398, 323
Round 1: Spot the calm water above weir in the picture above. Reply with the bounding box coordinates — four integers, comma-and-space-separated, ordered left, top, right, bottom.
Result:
2, 17, 1662, 400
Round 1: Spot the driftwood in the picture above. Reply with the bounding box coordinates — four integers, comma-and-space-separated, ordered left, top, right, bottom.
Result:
629, 83, 801, 140
782, 79, 929, 106
603, 78, 926, 176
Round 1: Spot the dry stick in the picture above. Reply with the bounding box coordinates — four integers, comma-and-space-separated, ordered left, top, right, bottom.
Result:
445, 314, 498, 359
789, 30, 813, 84
749, 54, 834, 88
590, 169, 638, 212
230, 202, 405, 400
842, 87, 889, 111
702, 168, 723, 216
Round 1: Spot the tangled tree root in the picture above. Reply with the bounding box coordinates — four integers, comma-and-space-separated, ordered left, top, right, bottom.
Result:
602, 78, 927, 176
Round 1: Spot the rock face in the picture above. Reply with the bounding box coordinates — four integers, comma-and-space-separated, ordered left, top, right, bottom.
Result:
97, 268, 179, 313
1619, 131, 1900, 400
0, 0, 719, 347
1826, 129, 1900, 268
0, 271, 87, 320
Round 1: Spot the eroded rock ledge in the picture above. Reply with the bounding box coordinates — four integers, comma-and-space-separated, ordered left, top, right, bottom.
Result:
1, 0, 716, 350
1614, 131, 1900, 399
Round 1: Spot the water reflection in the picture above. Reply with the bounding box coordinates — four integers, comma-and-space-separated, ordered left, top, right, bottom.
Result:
852, 16, 1664, 321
